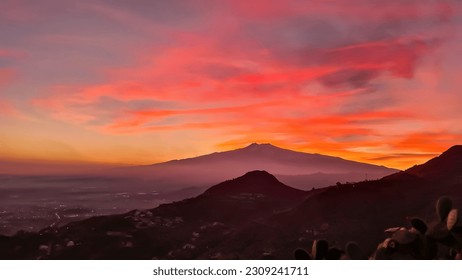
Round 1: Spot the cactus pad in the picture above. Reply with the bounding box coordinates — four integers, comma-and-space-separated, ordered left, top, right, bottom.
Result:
410, 218, 428, 234
447, 209, 458, 231
436, 196, 453, 221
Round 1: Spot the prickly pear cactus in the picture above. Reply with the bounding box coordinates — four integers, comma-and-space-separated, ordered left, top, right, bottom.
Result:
294, 248, 311, 260
447, 209, 458, 231
436, 196, 453, 221
312, 239, 328, 260
427, 221, 449, 240
326, 247, 343, 260
410, 217, 428, 234
345, 241, 363, 260
392, 229, 416, 245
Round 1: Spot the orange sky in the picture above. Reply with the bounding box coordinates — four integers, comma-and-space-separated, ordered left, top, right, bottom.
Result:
1, 0, 462, 170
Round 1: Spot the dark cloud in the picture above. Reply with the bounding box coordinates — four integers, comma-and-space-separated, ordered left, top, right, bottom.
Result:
317, 69, 381, 89
107, 0, 220, 27
188, 62, 252, 80
335, 86, 398, 115
370, 153, 439, 161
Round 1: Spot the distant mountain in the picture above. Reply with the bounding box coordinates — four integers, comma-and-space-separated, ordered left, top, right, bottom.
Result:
111, 143, 398, 191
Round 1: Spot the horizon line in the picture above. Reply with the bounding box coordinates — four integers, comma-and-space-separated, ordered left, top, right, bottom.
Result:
0, 141, 453, 172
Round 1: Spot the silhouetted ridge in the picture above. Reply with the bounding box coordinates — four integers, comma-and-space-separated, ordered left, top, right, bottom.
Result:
246, 142, 272, 147
440, 145, 462, 157
204, 170, 305, 198
244, 143, 277, 149
405, 145, 462, 180
240, 143, 291, 154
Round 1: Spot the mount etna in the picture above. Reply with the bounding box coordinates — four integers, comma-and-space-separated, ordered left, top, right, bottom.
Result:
109, 143, 398, 191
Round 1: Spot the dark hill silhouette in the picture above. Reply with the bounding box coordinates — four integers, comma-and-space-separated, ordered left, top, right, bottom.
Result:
151, 171, 308, 225
404, 145, 462, 181
1, 145, 461, 260
204, 170, 304, 199
110, 143, 398, 191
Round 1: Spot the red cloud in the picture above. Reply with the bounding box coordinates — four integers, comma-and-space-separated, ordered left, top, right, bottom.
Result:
0, 69, 16, 86
34, 36, 434, 124
322, 38, 435, 79
0, 48, 26, 60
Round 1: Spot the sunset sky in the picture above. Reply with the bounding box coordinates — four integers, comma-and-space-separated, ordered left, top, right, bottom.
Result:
1, 0, 462, 170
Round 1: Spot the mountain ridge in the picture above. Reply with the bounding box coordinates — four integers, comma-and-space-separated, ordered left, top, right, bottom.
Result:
404, 145, 462, 180
152, 143, 396, 170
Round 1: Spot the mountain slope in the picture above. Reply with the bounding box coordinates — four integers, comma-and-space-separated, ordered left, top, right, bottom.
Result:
404, 145, 462, 181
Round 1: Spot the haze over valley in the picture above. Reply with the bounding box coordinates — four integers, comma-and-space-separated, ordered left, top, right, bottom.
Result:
0, 143, 397, 235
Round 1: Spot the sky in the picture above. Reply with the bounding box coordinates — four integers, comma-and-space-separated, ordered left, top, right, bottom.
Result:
1, 0, 462, 170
